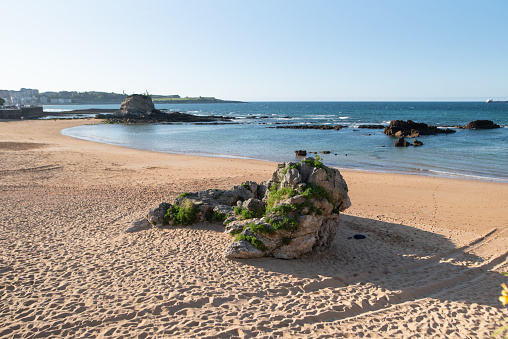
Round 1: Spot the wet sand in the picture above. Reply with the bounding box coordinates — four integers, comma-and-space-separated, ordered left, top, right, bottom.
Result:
1, 119, 507, 338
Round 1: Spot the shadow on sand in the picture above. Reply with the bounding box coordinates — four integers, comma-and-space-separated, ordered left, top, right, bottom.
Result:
229, 214, 507, 306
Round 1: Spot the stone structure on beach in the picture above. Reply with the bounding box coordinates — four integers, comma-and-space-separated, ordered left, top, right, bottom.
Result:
119, 94, 157, 116
130, 157, 351, 259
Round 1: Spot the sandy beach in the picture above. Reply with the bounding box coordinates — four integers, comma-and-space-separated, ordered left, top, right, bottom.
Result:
1, 119, 507, 338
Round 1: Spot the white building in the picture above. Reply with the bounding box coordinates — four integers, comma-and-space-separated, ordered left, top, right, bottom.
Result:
0, 88, 40, 106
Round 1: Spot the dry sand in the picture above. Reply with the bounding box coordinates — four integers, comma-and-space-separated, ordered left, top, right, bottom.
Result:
0, 119, 507, 338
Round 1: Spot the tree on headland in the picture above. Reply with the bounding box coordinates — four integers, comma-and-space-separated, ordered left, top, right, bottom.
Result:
0, 97, 5, 106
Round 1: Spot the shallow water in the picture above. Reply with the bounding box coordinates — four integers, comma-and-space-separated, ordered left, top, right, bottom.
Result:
58, 102, 508, 182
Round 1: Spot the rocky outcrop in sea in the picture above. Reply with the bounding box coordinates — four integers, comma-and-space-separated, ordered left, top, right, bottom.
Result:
119, 94, 157, 116
384, 120, 456, 137
129, 157, 351, 259
100, 94, 233, 123
464, 120, 500, 129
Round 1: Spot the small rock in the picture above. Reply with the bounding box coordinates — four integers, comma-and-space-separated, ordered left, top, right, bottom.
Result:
413, 138, 423, 146
223, 239, 265, 259
394, 137, 411, 147
125, 218, 152, 233
295, 150, 307, 156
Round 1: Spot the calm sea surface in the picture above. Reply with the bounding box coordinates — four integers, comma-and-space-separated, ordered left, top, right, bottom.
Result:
54, 102, 508, 182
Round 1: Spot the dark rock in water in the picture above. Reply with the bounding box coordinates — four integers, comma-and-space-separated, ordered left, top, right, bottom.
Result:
413, 138, 423, 146
464, 120, 500, 129
435, 128, 456, 134
384, 120, 455, 137
295, 150, 307, 156
105, 111, 232, 124
106, 94, 233, 123
320, 151, 331, 154
394, 137, 411, 147
358, 124, 386, 129
271, 125, 344, 130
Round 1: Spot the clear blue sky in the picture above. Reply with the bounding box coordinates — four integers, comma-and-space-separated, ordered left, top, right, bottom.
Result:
2, 0, 508, 101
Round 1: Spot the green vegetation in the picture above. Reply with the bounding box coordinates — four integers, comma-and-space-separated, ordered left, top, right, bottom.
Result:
265, 186, 298, 210
177, 192, 192, 199
0, 97, 5, 106
234, 234, 268, 252
41, 91, 127, 103
212, 211, 227, 223
282, 237, 292, 245
228, 159, 339, 253
151, 96, 238, 103
301, 183, 333, 205
233, 206, 265, 220
265, 217, 299, 232
38, 91, 240, 104
248, 222, 274, 235
163, 198, 199, 226
281, 163, 300, 175
301, 154, 324, 168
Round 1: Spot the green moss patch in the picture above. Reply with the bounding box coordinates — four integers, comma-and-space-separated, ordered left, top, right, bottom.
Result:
164, 199, 199, 226
234, 234, 268, 252
233, 206, 265, 220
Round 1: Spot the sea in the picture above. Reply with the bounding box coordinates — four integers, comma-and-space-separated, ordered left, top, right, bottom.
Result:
49, 102, 508, 183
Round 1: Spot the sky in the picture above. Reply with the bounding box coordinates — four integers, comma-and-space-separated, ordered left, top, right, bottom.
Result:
2, 0, 508, 101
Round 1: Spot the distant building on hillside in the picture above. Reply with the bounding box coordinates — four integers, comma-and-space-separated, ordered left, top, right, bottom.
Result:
0, 88, 40, 106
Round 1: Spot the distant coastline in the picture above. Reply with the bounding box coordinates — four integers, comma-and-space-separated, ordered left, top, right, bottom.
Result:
486, 99, 508, 103
1, 88, 243, 106
44, 96, 244, 105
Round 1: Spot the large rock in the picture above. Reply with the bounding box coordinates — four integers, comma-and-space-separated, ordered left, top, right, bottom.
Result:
147, 202, 172, 227
464, 120, 500, 129
384, 120, 456, 137
223, 157, 351, 259
119, 94, 156, 117
136, 157, 351, 259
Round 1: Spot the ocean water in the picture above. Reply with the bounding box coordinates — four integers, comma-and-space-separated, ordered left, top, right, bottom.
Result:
57, 102, 508, 182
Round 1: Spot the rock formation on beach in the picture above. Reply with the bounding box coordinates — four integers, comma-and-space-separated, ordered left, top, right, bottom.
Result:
119, 94, 157, 116
130, 157, 351, 259
384, 120, 456, 137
